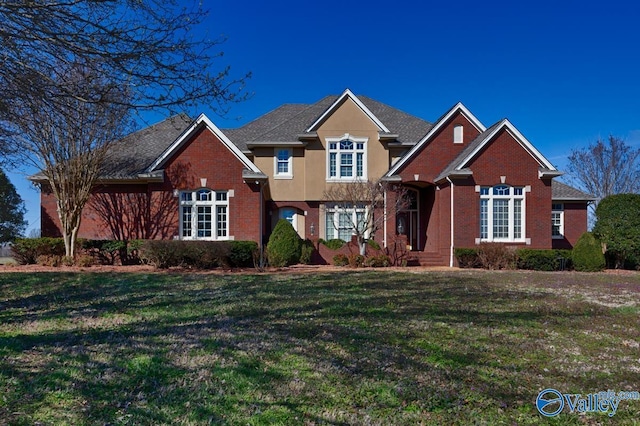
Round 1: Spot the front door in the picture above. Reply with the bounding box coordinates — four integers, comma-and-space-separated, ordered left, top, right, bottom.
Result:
398, 189, 419, 250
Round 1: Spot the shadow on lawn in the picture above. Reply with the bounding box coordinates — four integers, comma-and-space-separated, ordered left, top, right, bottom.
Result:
0, 271, 629, 423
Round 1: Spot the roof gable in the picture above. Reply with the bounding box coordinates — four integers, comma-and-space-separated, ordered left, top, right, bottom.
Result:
148, 113, 262, 174
386, 102, 485, 176
457, 119, 555, 171
305, 89, 390, 133
433, 119, 558, 182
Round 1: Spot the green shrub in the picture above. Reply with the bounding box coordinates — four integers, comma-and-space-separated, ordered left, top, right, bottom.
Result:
267, 219, 302, 267
593, 194, 640, 268
138, 240, 233, 269
333, 253, 349, 266
364, 254, 391, 267
76, 254, 95, 267
36, 254, 62, 267
12, 238, 66, 264
516, 249, 560, 271
454, 248, 479, 268
477, 243, 516, 270
229, 241, 258, 267
299, 239, 315, 265
320, 238, 346, 250
572, 232, 605, 272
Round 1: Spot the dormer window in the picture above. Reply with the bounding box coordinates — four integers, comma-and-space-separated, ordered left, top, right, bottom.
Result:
326, 134, 368, 181
453, 125, 463, 144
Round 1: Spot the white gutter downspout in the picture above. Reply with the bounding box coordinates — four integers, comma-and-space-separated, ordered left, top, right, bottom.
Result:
446, 177, 455, 267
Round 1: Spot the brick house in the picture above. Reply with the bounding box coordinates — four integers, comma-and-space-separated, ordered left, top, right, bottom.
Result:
36, 89, 593, 266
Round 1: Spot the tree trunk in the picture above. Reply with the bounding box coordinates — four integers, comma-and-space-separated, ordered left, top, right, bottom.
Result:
358, 236, 366, 256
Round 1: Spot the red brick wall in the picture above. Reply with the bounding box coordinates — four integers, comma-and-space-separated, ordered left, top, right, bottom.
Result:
41, 125, 263, 243
552, 202, 589, 249
398, 112, 482, 183
454, 128, 553, 249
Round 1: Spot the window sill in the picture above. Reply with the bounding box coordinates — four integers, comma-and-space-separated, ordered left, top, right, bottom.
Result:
274, 175, 293, 180
326, 178, 366, 182
552, 235, 564, 240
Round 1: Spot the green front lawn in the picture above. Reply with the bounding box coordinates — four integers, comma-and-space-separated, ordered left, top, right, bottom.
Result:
0, 270, 639, 425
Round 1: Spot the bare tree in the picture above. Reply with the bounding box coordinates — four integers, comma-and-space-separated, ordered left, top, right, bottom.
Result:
566, 136, 640, 207
9, 64, 130, 257
323, 179, 408, 256
0, 0, 249, 257
0, 0, 249, 123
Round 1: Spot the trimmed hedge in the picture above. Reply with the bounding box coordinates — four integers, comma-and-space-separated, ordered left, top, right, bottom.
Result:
12, 238, 67, 264
456, 247, 574, 271
138, 240, 259, 269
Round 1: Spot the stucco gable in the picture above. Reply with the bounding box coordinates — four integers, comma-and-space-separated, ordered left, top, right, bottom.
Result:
305, 89, 390, 133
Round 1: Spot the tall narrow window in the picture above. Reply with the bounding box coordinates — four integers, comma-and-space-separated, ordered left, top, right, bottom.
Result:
479, 185, 525, 242
274, 148, 292, 178
552, 203, 564, 238
453, 125, 463, 144
180, 189, 229, 240
326, 135, 367, 180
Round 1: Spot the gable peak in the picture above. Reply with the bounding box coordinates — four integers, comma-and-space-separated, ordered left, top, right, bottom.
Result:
305, 88, 390, 133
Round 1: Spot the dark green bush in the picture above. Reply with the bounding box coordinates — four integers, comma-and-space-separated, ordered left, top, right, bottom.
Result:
572, 232, 605, 272
138, 240, 233, 269
516, 249, 560, 271
320, 238, 346, 250
593, 194, 640, 269
229, 241, 258, 267
299, 239, 315, 265
333, 253, 349, 266
267, 219, 302, 267
454, 248, 480, 268
12, 238, 66, 264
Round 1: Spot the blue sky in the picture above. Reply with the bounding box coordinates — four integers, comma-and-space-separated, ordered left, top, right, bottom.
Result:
10, 0, 640, 234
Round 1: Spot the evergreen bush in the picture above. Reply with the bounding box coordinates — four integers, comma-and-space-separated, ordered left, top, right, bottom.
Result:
320, 238, 346, 250
299, 239, 315, 265
229, 241, 258, 267
516, 249, 560, 271
454, 248, 480, 268
593, 194, 640, 268
572, 232, 605, 272
266, 219, 302, 267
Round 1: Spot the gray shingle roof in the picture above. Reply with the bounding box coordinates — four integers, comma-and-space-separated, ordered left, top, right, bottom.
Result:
552, 181, 595, 201
222, 94, 432, 150
102, 114, 192, 178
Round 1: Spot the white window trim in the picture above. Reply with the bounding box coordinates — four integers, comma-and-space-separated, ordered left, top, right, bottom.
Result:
274, 148, 293, 179
326, 134, 368, 182
325, 204, 368, 240
179, 189, 230, 241
552, 203, 564, 239
479, 185, 526, 243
